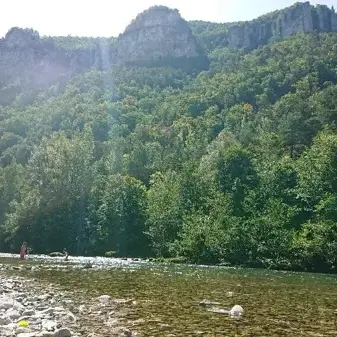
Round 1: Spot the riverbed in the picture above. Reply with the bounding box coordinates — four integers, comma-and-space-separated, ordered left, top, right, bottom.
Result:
1, 253, 337, 336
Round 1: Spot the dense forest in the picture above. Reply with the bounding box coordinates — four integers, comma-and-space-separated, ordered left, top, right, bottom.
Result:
1, 7, 337, 272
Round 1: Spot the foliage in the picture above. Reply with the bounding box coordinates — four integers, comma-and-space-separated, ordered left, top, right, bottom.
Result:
105, 251, 117, 258
1, 30, 337, 272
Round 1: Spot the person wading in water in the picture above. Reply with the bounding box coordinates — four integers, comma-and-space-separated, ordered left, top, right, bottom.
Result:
20, 242, 28, 260
63, 248, 69, 261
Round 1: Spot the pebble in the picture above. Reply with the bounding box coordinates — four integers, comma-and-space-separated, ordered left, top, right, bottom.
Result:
53, 329, 72, 337
98, 295, 110, 304
16, 333, 36, 337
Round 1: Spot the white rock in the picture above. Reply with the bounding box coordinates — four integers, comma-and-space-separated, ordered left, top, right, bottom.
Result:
0, 327, 14, 337
0, 324, 16, 336
16, 327, 34, 334
5, 322, 17, 329
0, 297, 15, 310
78, 305, 85, 313
17, 315, 36, 322
38, 294, 52, 301
35, 306, 48, 311
0, 296, 24, 312
98, 295, 110, 303
22, 310, 36, 316
229, 305, 244, 317
42, 319, 57, 331
53, 328, 72, 337
207, 307, 229, 314
107, 317, 119, 327
6, 308, 21, 320
16, 333, 37, 337
112, 298, 133, 305
38, 308, 55, 315
37, 332, 54, 337
3, 282, 13, 289
0, 315, 12, 325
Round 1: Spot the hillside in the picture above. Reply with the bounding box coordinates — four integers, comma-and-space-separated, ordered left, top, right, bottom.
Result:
1, 2, 337, 272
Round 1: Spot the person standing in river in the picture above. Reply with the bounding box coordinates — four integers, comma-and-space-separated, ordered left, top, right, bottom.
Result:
63, 248, 69, 261
20, 242, 28, 260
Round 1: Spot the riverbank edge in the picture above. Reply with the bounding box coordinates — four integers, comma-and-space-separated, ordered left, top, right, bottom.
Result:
3, 250, 337, 274
0, 272, 137, 337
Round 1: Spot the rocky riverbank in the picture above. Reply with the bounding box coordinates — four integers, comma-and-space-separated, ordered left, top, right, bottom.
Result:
0, 274, 137, 337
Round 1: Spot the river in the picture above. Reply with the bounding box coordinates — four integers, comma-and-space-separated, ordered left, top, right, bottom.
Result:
1, 253, 337, 336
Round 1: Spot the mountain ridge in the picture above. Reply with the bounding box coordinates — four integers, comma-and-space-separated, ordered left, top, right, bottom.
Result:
190, 1, 337, 50
0, 2, 336, 98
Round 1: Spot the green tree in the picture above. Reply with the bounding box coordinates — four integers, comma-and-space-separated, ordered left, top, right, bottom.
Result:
5, 126, 94, 253
92, 174, 149, 257
146, 171, 182, 256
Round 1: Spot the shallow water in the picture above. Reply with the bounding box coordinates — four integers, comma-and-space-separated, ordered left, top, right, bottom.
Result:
1, 253, 337, 336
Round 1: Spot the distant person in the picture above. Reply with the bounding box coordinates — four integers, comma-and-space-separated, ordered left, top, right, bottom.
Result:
20, 242, 28, 260
63, 248, 69, 261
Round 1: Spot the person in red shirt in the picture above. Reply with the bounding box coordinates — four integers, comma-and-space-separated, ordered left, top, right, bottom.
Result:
20, 242, 28, 260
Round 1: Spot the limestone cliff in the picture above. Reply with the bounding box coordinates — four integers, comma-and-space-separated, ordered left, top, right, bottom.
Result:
0, 2, 336, 96
0, 28, 99, 92
0, 7, 208, 94
226, 2, 337, 49
0, 28, 67, 89
113, 6, 209, 71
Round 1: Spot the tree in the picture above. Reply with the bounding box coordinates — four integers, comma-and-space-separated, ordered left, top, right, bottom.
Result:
146, 171, 182, 256
296, 128, 337, 214
92, 174, 148, 257
4, 126, 95, 253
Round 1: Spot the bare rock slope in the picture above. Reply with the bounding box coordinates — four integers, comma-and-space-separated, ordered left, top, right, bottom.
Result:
226, 2, 337, 49
113, 6, 209, 70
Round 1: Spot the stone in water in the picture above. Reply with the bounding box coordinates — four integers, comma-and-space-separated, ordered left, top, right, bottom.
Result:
229, 305, 244, 317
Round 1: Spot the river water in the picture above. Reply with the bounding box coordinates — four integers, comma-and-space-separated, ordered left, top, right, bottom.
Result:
1, 253, 337, 336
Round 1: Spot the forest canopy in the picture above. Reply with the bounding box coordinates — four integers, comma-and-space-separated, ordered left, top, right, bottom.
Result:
1, 28, 337, 272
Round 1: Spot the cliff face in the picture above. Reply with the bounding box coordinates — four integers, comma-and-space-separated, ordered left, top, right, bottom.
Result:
0, 7, 208, 94
0, 28, 68, 89
113, 6, 209, 70
0, 28, 99, 92
227, 2, 337, 49
0, 2, 336, 95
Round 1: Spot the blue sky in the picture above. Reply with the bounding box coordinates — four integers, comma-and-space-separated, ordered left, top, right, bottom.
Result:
1, 0, 335, 38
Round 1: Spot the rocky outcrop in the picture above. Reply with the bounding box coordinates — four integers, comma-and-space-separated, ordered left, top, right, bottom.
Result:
0, 2, 336, 94
0, 7, 208, 94
113, 6, 209, 71
0, 28, 64, 89
0, 28, 98, 91
226, 2, 337, 49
